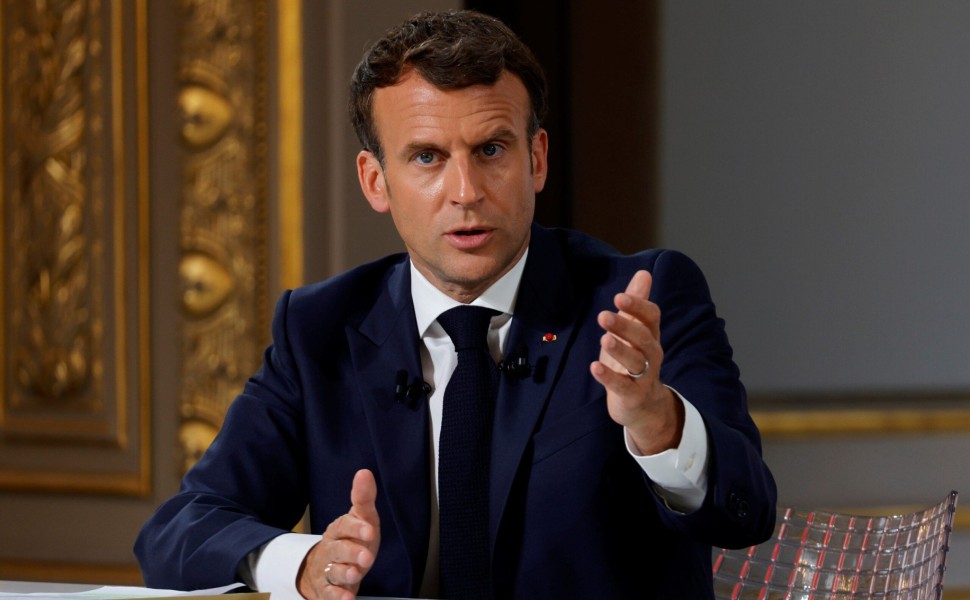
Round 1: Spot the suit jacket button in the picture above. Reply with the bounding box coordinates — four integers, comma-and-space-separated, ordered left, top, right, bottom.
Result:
728, 492, 748, 518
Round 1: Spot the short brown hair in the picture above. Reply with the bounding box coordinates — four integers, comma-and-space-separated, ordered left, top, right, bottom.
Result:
349, 9, 548, 164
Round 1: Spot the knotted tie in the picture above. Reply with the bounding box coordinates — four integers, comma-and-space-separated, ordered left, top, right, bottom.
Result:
437, 305, 500, 600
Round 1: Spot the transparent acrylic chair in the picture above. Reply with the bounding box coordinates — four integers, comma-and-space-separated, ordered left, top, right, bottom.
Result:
712, 490, 958, 599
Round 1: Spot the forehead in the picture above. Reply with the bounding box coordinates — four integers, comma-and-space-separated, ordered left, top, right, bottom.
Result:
371, 70, 532, 147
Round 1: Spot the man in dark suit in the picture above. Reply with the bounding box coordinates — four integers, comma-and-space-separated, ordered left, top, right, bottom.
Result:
135, 9, 776, 600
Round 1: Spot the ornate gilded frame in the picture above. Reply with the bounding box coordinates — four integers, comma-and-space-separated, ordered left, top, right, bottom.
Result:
0, 0, 151, 495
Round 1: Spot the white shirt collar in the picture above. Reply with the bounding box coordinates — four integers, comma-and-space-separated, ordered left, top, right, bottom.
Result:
410, 249, 528, 337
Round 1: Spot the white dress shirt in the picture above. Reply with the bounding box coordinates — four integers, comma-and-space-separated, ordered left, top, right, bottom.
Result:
239, 251, 710, 599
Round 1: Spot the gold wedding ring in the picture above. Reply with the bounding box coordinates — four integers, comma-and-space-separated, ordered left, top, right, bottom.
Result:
627, 361, 649, 379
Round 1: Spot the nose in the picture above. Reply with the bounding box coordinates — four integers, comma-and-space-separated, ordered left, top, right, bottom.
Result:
444, 155, 483, 207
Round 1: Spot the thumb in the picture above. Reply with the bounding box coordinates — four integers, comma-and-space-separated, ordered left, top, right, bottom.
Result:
350, 468, 379, 522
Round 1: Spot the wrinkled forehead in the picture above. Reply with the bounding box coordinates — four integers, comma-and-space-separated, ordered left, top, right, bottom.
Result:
371, 70, 533, 149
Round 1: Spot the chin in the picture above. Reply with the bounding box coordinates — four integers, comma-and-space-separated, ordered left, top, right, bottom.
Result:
444, 258, 503, 287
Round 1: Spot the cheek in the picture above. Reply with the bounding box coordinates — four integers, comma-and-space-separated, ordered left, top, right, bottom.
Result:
389, 171, 443, 208
517, 197, 537, 226
502, 171, 538, 214
386, 187, 439, 238
422, 177, 444, 203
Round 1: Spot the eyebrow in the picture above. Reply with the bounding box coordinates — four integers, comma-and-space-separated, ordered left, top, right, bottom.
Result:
483, 128, 519, 145
401, 140, 442, 159
399, 127, 522, 160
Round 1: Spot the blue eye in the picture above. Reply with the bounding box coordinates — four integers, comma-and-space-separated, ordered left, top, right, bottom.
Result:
482, 144, 499, 157
416, 152, 435, 164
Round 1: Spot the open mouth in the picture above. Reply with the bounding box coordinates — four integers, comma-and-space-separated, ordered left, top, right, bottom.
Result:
447, 227, 492, 249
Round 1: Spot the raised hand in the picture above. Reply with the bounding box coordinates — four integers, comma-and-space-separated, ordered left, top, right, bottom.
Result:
590, 270, 684, 455
298, 469, 381, 600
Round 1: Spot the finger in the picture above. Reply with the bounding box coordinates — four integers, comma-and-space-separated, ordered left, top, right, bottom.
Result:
326, 586, 355, 600
318, 566, 357, 600
624, 269, 652, 301
329, 542, 375, 574
299, 542, 356, 600
613, 295, 661, 345
323, 560, 365, 587
600, 332, 645, 373
349, 469, 379, 539
615, 270, 653, 322
597, 311, 649, 354
324, 560, 338, 586
327, 589, 355, 600
595, 309, 662, 384
350, 469, 377, 512
590, 358, 641, 393
323, 512, 370, 546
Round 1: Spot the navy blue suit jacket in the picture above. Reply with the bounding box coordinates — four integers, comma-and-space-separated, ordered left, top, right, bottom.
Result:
135, 225, 776, 599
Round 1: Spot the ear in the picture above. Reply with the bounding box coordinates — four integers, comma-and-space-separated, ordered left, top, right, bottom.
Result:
357, 150, 390, 213
531, 128, 549, 193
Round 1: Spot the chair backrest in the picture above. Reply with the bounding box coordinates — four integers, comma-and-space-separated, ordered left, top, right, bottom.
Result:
712, 490, 958, 599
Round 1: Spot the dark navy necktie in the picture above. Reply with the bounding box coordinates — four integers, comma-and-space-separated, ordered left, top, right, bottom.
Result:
437, 305, 500, 600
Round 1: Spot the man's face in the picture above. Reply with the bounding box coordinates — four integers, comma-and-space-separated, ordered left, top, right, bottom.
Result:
357, 70, 548, 302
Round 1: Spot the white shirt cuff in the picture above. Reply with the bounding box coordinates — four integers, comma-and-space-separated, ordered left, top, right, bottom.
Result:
240, 532, 319, 600
625, 388, 709, 512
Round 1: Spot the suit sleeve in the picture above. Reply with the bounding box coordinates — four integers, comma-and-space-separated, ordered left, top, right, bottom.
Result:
134, 290, 311, 590
647, 249, 777, 549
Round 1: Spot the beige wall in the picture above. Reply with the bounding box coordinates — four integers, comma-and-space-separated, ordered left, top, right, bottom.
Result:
659, 2, 970, 594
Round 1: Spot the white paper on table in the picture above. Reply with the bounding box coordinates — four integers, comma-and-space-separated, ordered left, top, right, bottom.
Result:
0, 582, 260, 599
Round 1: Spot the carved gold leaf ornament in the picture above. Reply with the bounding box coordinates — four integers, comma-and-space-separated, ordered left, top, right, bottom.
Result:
179, 252, 235, 317
2, 0, 152, 495
6, 0, 96, 407
13, 181, 93, 403
178, 418, 219, 475
178, 84, 234, 149
176, 0, 269, 474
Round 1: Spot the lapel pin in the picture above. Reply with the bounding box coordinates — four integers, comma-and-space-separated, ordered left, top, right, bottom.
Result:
541, 333, 557, 343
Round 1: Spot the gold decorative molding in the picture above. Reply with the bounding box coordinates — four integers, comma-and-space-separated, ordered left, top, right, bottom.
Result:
278, 0, 304, 291
751, 390, 970, 438
4, 0, 105, 433
0, 0, 151, 495
176, 0, 270, 474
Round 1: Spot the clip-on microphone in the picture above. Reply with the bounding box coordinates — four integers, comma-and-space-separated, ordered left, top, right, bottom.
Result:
499, 350, 532, 380
395, 369, 431, 407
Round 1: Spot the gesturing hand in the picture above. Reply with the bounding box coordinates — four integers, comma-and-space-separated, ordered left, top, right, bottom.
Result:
590, 270, 684, 455
298, 469, 381, 600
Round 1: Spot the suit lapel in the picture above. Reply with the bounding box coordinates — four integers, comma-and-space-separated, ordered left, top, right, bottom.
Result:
490, 226, 584, 537
346, 262, 430, 585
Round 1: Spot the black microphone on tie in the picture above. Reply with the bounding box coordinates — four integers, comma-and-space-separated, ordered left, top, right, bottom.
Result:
395, 369, 431, 407
499, 348, 532, 380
